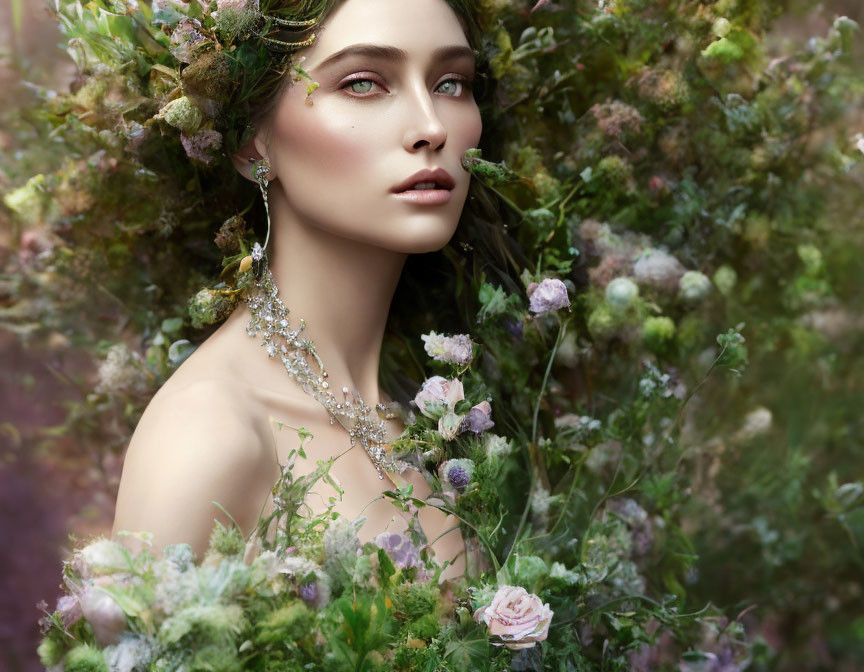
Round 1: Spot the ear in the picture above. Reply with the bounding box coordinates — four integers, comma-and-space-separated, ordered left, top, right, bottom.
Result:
230, 131, 273, 183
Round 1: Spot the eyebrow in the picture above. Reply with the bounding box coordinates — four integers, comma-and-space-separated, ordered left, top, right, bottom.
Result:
312, 43, 476, 71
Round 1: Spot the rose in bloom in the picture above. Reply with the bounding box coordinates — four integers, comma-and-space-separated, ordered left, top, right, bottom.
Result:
462, 400, 494, 434
79, 585, 128, 646
413, 376, 464, 420
528, 278, 570, 314
438, 409, 464, 441
474, 585, 553, 650
421, 331, 474, 366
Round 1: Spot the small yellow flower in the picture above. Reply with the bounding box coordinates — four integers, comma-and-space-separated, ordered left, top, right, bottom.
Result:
238, 255, 253, 273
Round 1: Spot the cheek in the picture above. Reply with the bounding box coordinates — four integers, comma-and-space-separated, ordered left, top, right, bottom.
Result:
269, 91, 373, 183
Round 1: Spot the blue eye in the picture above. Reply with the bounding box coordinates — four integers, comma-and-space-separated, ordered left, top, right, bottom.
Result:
340, 75, 472, 97
437, 78, 463, 96
347, 79, 375, 94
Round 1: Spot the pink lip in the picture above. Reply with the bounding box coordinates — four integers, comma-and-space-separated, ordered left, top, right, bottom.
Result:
392, 189, 453, 205
391, 167, 456, 193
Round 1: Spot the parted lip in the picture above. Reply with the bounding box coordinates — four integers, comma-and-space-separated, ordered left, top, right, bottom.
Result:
391, 167, 456, 193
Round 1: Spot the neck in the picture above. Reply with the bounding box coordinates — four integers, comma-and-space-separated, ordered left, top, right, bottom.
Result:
254, 186, 407, 406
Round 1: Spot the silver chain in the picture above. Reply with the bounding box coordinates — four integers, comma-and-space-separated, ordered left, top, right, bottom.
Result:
244, 255, 405, 479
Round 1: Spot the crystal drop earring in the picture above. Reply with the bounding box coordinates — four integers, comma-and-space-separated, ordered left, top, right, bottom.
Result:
248, 156, 272, 280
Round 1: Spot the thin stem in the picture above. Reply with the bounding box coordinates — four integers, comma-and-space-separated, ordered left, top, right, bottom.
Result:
503, 318, 570, 568
532, 317, 569, 444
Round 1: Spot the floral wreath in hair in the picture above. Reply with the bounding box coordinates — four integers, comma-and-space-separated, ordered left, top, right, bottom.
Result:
52, 0, 498, 165
44, 0, 510, 313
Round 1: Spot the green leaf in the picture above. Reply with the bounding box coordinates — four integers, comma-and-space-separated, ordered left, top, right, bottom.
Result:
444, 632, 490, 671
377, 548, 396, 588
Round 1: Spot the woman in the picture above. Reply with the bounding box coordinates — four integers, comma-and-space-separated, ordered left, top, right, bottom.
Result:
112, 0, 487, 580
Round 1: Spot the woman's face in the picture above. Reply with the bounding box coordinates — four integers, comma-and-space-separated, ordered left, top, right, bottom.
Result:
256, 0, 482, 254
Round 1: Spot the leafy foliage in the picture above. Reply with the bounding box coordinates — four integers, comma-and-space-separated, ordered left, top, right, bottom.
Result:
4, 0, 864, 669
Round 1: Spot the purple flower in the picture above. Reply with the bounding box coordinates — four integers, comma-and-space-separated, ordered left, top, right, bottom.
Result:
439, 459, 475, 490
462, 400, 494, 434
56, 594, 82, 629
180, 129, 223, 164
528, 278, 570, 314
421, 331, 474, 366
299, 582, 318, 606
374, 532, 424, 572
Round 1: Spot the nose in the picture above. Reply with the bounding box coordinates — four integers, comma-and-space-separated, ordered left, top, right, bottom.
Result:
401, 80, 448, 152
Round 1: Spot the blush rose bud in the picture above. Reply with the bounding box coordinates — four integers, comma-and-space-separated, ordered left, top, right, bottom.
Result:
473, 585, 554, 650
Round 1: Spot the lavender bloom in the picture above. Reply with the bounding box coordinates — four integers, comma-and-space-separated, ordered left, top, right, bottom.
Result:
439, 458, 475, 490
421, 331, 474, 366
374, 532, 424, 573
528, 278, 570, 314
180, 129, 223, 164
299, 582, 318, 606
462, 400, 494, 434
56, 594, 83, 629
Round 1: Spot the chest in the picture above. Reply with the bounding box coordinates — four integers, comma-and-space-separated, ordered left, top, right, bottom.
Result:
258, 408, 467, 580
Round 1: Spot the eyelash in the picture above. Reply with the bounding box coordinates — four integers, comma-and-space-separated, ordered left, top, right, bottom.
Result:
339, 75, 472, 98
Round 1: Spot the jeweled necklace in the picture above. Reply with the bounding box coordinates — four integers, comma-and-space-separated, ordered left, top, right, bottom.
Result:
243, 246, 404, 480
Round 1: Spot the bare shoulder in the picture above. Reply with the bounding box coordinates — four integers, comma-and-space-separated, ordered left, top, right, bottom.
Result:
112, 376, 277, 559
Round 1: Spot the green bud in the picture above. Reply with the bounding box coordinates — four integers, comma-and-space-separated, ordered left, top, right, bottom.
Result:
65, 645, 108, 672
713, 265, 737, 296
156, 96, 202, 134
642, 316, 676, 351
36, 637, 65, 666
712, 17, 731, 38
188, 288, 237, 329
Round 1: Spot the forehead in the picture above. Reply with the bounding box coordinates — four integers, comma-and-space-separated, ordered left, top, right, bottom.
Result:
302, 0, 471, 67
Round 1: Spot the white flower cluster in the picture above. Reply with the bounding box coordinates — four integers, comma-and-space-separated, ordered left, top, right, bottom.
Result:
421, 331, 474, 366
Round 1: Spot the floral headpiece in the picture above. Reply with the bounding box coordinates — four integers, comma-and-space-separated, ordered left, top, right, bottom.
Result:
52, 0, 493, 165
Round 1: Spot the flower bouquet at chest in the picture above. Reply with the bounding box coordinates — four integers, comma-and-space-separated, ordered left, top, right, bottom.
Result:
36, 330, 561, 672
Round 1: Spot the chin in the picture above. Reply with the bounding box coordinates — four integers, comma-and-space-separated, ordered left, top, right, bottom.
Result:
375, 218, 461, 254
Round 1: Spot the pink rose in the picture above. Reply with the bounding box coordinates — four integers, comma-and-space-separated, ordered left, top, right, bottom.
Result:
79, 584, 127, 646
413, 376, 464, 419
473, 585, 553, 650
